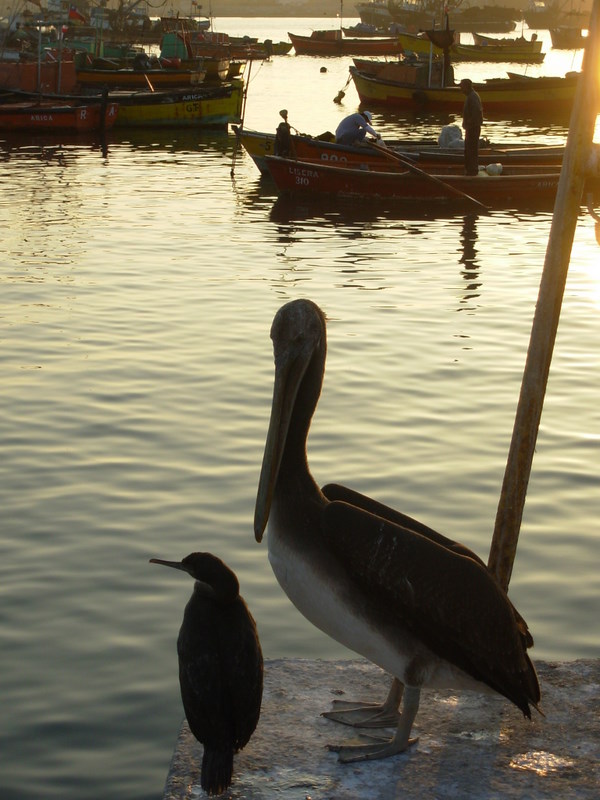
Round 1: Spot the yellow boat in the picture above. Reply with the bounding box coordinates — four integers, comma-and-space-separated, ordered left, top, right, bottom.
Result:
349, 66, 579, 115
111, 80, 244, 128
450, 42, 545, 63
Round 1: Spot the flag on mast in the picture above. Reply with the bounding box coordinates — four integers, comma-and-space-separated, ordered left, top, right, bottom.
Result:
68, 5, 87, 24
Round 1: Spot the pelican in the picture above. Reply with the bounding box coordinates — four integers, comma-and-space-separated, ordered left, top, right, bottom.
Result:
254, 298, 540, 762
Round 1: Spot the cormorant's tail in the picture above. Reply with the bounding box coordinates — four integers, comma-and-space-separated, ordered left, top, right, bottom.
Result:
201, 746, 234, 796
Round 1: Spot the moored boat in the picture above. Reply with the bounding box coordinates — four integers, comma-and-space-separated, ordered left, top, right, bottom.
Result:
549, 27, 588, 48
0, 56, 78, 93
263, 155, 599, 210
349, 66, 579, 115
523, 0, 588, 30
234, 126, 585, 175
111, 80, 244, 128
472, 32, 543, 51
288, 29, 404, 56
450, 41, 545, 63
75, 63, 207, 89
396, 30, 446, 56
0, 96, 118, 132
387, 1, 519, 32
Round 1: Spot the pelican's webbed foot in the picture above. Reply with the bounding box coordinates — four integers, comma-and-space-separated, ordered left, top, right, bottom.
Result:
328, 730, 419, 763
326, 685, 421, 763
322, 677, 402, 729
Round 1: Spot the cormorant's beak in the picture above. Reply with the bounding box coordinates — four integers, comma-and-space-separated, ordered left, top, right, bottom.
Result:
254, 345, 310, 543
149, 558, 186, 572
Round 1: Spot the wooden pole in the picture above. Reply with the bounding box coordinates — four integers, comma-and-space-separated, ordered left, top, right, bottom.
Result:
488, 0, 600, 592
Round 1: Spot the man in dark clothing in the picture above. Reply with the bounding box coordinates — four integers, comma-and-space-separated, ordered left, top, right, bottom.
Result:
460, 78, 483, 176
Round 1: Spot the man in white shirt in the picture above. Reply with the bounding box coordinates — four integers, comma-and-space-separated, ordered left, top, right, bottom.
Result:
335, 110, 381, 145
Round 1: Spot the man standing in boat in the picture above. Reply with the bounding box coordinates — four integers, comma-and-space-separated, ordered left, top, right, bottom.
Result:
335, 111, 382, 146
459, 79, 483, 176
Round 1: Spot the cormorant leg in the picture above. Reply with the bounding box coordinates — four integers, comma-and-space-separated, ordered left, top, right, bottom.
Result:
328, 686, 420, 763
322, 676, 403, 728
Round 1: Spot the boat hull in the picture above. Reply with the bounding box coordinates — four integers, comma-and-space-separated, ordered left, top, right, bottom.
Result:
75, 67, 207, 89
549, 27, 587, 49
0, 99, 119, 132
450, 43, 545, 63
112, 82, 243, 128
349, 67, 578, 114
264, 155, 599, 209
396, 32, 444, 56
289, 31, 404, 56
0, 59, 78, 94
235, 127, 575, 175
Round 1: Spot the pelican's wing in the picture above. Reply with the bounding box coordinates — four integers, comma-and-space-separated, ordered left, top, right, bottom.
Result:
322, 482, 533, 648
322, 500, 539, 713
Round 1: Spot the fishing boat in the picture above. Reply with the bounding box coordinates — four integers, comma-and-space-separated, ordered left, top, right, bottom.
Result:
549, 27, 588, 48
522, 0, 588, 29
263, 155, 599, 209
349, 66, 580, 114
234, 126, 584, 175
450, 41, 545, 63
288, 29, 404, 56
385, 1, 518, 32
111, 80, 243, 128
472, 32, 543, 51
396, 30, 446, 56
0, 55, 79, 94
75, 62, 208, 89
177, 30, 292, 59
356, 0, 394, 28
0, 96, 118, 132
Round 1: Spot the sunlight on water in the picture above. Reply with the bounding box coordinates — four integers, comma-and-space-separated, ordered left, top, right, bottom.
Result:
1, 17, 599, 800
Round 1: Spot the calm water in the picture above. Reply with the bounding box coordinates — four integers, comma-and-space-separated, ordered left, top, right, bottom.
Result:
1, 18, 599, 800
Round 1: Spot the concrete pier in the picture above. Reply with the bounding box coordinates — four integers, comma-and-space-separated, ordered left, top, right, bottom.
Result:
162, 658, 599, 799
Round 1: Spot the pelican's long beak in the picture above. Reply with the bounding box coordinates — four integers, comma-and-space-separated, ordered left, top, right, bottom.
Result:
254, 347, 310, 543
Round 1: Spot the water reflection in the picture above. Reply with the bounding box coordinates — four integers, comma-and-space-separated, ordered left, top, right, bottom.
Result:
458, 213, 482, 309
459, 213, 480, 273
105, 127, 233, 155
0, 135, 107, 162
269, 193, 487, 226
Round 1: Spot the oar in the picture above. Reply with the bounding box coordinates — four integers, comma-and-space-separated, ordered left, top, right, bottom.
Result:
368, 140, 490, 212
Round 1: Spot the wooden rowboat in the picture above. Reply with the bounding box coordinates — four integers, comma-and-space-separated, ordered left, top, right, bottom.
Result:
234, 126, 580, 175
75, 64, 207, 89
395, 31, 445, 56
471, 32, 543, 50
288, 29, 404, 56
0, 97, 118, 132
112, 81, 243, 128
349, 66, 579, 115
263, 155, 599, 210
450, 41, 545, 63
549, 27, 588, 49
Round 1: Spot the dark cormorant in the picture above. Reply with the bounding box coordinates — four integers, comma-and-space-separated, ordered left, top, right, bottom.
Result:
150, 552, 263, 794
254, 298, 540, 762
